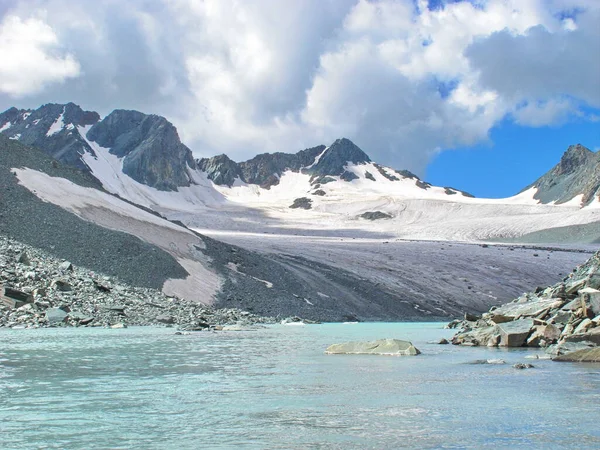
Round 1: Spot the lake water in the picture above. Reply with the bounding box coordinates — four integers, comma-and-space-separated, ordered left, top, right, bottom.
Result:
1, 323, 599, 449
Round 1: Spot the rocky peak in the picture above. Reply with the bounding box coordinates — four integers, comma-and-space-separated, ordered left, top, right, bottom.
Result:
306, 138, 371, 177
87, 109, 196, 191
0, 103, 100, 171
556, 144, 594, 176
197, 154, 243, 187
522, 144, 600, 207
238, 145, 325, 189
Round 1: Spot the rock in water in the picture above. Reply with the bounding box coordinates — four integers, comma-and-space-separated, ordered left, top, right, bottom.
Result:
553, 347, 600, 362
325, 339, 420, 356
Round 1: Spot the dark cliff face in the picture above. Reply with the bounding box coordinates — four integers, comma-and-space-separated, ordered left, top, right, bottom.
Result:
197, 154, 244, 187
0, 103, 100, 171
239, 145, 325, 188
87, 110, 196, 191
522, 144, 600, 206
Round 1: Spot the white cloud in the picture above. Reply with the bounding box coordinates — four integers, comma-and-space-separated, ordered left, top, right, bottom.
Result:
0, 0, 598, 174
0, 14, 80, 97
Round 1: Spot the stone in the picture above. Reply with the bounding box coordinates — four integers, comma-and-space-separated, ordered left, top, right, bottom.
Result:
489, 314, 514, 324
110, 323, 127, 329
467, 359, 506, 365
59, 261, 73, 271
437, 338, 449, 345
464, 312, 480, 322
325, 339, 421, 356
562, 328, 600, 345
52, 280, 72, 292
581, 291, 600, 316
1, 286, 34, 308
17, 252, 31, 265
513, 363, 534, 369
156, 314, 174, 324
493, 297, 564, 319
546, 340, 596, 357
69, 311, 94, 325
553, 347, 600, 362
573, 318, 593, 334
45, 307, 68, 324
498, 318, 534, 347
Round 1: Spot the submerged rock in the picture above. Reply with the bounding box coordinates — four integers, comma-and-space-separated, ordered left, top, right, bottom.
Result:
325, 339, 420, 356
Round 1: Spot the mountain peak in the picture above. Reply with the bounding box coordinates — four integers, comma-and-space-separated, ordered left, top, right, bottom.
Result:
557, 144, 594, 176
197, 154, 243, 187
524, 143, 600, 206
306, 138, 371, 177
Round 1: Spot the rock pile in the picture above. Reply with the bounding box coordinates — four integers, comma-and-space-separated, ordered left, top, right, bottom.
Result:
449, 251, 600, 361
0, 234, 275, 329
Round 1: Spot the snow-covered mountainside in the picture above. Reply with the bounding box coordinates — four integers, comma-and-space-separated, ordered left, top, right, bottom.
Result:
2, 102, 599, 244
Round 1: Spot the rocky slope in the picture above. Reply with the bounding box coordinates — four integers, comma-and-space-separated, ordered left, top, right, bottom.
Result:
521, 144, 600, 206
449, 251, 600, 361
0, 234, 273, 329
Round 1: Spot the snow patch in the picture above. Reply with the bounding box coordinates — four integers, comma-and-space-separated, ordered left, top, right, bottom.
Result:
9, 134, 21, 140
22, 112, 31, 120
46, 108, 65, 136
0, 121, 11, 132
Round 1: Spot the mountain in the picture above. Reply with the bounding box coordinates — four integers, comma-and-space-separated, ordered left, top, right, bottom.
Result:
0, 103, 99, 171
1, 102, 597, 322
522, 144, 600, 207
0, 104, 195, 191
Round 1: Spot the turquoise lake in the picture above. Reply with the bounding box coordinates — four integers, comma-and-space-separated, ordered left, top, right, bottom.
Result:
1, 323, 599, 449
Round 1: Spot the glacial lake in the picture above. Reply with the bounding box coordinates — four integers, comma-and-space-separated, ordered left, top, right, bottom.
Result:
1, 323, 599, 449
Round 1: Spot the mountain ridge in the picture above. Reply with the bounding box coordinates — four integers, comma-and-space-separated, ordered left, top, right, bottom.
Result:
1, 102, 598, 208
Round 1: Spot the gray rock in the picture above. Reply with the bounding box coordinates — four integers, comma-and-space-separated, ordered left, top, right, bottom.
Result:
156, 314, 174, 324
305, 138, 370, 178
17, 252, 30, 265
1, 286, 33, 308
59, 261, 73, 271
325, 339, 420, 356
553, 347, 600, 362
52, 280, 72, 292
289, 197, 312, 210
360, 211, 392, 221
513, 363, 534, 369
46, 307, 68, 324
497, 318, 534, 347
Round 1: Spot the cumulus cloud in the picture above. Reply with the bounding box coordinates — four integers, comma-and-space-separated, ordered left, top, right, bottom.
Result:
0, 0, 598, 174
0, 14, 80, 96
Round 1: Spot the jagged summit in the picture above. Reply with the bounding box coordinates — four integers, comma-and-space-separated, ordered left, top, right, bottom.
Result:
306, 138, 371, 177
87, 109, 195, 191
523, 144, 600, 206
0, 103, 100, 170
197, 154, 243, 187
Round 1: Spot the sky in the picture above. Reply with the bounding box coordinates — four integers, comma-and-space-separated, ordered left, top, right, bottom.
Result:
0, 0, 598, 198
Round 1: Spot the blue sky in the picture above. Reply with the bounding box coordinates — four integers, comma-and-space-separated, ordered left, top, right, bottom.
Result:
427, 113, 600, 198
0, 0, 598, 199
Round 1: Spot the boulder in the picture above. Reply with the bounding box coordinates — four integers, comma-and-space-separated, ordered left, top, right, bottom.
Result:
59, 261, 73, 271
325, 339, 420, 356
553, 347, 600, 362
562, 328, 600, 345
45, 307, 68, 324
156, 314, 174, 324
498, 318, 534, 347
1, 286, 33, 308
513, 363, 534, 369
546, 340, 596, 357
52, 280, 72, 292
493, 297, 563, 319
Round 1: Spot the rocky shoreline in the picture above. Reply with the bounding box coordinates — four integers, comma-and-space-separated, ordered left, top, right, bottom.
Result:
0, 234, 276, 330
449, 250, 600, 362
